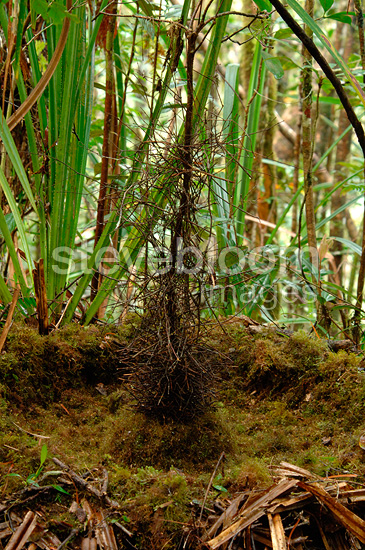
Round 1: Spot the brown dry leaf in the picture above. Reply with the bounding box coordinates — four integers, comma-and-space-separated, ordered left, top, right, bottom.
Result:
94, 509, 118, 550
207, 479, 297, 549
276, 461, 322, 480
4, 511, 37, 550
318, 235, 334, 262
81, 500, 117, 550
34, 529, 62, 550
81, 538, 97, 550
268, 513, 286, 550
299, 481, 365, 544
203, 493, 246, 541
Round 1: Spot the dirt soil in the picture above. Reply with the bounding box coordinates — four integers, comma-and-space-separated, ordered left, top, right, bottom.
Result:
1, 319, 365, 549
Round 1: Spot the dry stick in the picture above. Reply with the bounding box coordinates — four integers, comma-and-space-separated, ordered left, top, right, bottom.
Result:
12, 421, 50, 440
0, 288, 19, 353
269, 0, 365, 341
52, 458, 120, 508
354, 0, 365, 86
57, 528, 79, 550
301, 0, 316, 258
199, 451, 225, 523
4, 511, 37, 550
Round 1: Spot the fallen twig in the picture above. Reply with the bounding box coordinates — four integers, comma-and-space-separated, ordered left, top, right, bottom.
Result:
4, 510, 37, 550
52, 458, 120, 508
12, 422, 50, 440
199, 451, 225, 523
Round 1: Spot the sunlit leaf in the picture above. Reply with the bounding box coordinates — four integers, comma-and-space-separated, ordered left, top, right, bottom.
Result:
261, 51, 284, 79
254, 0, 272, 10
274, 28, 293, 39
213, 484, 228, 493
326, 11, 355, 25
319, 0, 334, 12
52, 484, 70, 495
40, 444, 48, 466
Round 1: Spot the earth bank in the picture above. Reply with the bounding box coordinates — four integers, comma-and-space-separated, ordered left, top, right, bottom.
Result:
1, 319, 365, 548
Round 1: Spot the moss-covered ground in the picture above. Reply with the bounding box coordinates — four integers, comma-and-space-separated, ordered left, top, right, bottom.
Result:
1, 319, 365, 548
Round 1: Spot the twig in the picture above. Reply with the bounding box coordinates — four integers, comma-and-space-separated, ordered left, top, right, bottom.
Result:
113, 522, 133, 539
12, 421, 50, 440
57, 528, 79, 550
199, 451, 225, 523
52, 458, 120, 508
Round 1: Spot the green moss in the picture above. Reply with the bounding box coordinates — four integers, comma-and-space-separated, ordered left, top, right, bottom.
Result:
109, 408, 234, 470
2, 319, 365, 548
0, 322, 127, 405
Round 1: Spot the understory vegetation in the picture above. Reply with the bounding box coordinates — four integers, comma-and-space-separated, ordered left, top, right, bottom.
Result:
1, 0, 365, 340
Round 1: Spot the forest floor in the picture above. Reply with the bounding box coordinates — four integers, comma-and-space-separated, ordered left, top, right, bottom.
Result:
1, 319, 365, 549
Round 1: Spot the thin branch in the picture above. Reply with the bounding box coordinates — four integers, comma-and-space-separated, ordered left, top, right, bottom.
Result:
269, 0, 365, 157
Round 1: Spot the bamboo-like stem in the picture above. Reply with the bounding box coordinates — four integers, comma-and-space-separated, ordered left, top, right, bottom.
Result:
352, 0, 365, 342
33, 259, 49, 335
0, 287, 19, 353
3, 0, 72, 134
91, 2, 117, 301
301, 0, 316, 260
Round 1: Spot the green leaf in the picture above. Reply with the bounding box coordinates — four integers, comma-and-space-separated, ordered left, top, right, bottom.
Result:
137, 0, 155, 16
164, 5, 182, 18
254, 0, 272, 10
140, 18, 155, 39
326, 11, 354, 25
332, 237, 362, 256
40, 444, 48, 466
213, 484, 228, 492
52, 484, 70, 495
274, 28, 293, 39
27, 473, 39, 485
32, 0, 48, 19
48, 1, 71, 24
261, 51, 284, 79
277, 55, 300, 70
32, 0, 78, 24
0, 213, 16, 237
319, 0, 334, 12
286, 0, 365, 107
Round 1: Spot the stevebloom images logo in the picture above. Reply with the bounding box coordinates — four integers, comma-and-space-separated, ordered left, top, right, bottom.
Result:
51, 239, 321, 309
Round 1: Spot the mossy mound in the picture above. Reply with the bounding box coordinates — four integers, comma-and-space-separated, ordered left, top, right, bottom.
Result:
108, 409, 234, 470
0, 322, 127, 405
2, 320, 365, 549
220, 327, 365, 432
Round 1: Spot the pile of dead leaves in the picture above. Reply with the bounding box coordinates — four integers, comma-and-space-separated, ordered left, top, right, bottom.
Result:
201, 461, 365, 549
2, 460, 365, 549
